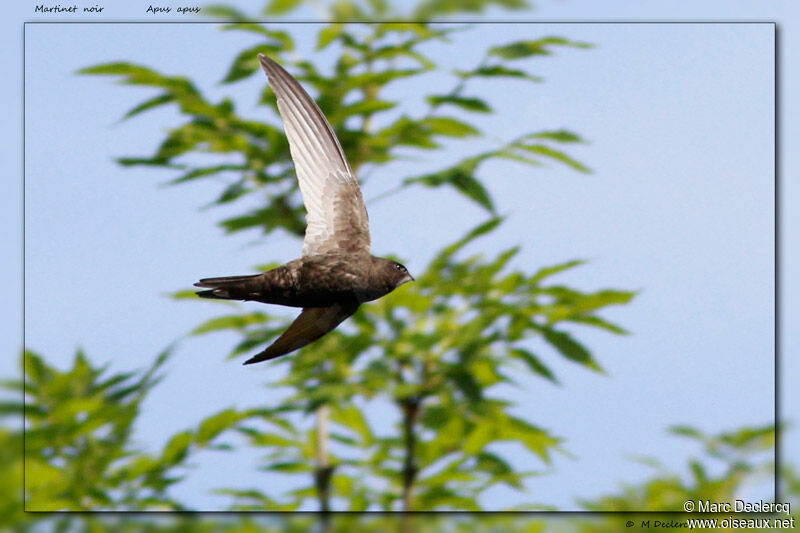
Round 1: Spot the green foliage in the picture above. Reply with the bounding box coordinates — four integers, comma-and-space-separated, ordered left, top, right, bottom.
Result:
79, 22, 591, 235
71, 4, 636, 514
581, 424, 777, 513
565, 425, 787, 533
489, 37, 593, 60
16, 348, 251, 511
4, 0, 784, 526
190, 219, 634, 510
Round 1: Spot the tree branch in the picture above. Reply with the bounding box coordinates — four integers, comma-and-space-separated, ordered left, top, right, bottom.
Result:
400, 396, 420, 512
315, 403, 333, 518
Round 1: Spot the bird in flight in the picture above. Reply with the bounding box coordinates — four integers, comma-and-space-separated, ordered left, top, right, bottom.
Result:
195, 54, 414, 365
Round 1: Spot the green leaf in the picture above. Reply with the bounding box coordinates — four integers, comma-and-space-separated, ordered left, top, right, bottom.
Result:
541, 328, 603, 372
413, 0, 528, 18
191, 313, 272, 335
457, 65, 542, 82
365, 0, 389, 16
77, 63, 198, 96
427, 94, 491, 113
329, 0, 368, 20
344, 69, 423, 91
530, 260, 587, 284
448, 367, 483, 402
219, 200, 306, 237
332, 99, 396, 121
515, 143, 591, 173
406, 159, 494, 212
264, 0, 303, 15
567, 315, 630, 335
369, 45, 436, 70
463, 423, 494, 455
161, 431, 194, 465
373, 22, 443, 40
332, 405, 374, 446
317, 24, 345, 50
572, 289, 637, 314
115, 157, 176, 168
245, 431, 297, 448
526, 129, 586, 143
165, 164, 246, 186
263, 461, 309, 473
196, 409, 243, 444
214, 180, 249, 204
49, 397, 104, 424
374, 115, 438, 150
121, 93, 175, 121
509, 349, 559, 384
718, 425, 775, 451
490, 37, 593, 60
24, 351, 51, 386
422, 116, 480, 138
432, 216, 505, 267
221, 44, 283, 84
504, 416, 562, 463
689, 459, 707, 485
219, 24, 294, 50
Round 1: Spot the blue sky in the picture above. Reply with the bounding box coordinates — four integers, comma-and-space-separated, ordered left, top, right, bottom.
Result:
4, 0, 796, 512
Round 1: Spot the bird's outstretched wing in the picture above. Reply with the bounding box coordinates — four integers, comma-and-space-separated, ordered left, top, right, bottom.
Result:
258, 54, 371, 256
243, 303, 359, 365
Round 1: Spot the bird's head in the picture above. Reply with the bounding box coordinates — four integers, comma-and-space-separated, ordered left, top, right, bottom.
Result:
373, 257, 415, 291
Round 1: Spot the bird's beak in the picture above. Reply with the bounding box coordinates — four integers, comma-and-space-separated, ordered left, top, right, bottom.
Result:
404, 273, 415, 284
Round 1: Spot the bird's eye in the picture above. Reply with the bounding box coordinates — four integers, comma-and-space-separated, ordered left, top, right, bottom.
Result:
395, 264, 405, 271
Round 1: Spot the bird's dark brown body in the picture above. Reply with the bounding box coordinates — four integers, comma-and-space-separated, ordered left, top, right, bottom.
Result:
196, 254, 409, 309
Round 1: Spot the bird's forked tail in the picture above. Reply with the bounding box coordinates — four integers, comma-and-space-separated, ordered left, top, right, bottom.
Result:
194, 273, 262, 301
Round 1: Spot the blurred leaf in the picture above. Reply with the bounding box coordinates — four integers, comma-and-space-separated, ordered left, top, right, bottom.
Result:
463, 423, 494, 455
526, 129, 586, 143
406, 159, 494, 212
197, 409, 245, 444
161, 431, 194, 465
490, 37, 593, 60
121, 93, 176, 121
457, 64, 542, 82
540, 328, 603, 372
567, 315, 630, 335
264, 0, 303, 15
427, 94, 491, 113
668, 425, 705, 440
515, 143, 591, 173
509, 349, 559, 385
220, 24, 294, 50
530, 259, 587, 284
431, 216, 505, 268
413, 0, 528, 19
332, 99, 397, 121
221, 44, 283, 84
422, 116, 480, 138
191, 313, 273, 335
332, 404, 374, 446
317, 24, 345, 50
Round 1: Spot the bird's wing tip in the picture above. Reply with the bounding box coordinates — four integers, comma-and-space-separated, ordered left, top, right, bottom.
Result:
243, 352, 267, 365
258, 53, 275, 70
242, 354, 260, 365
